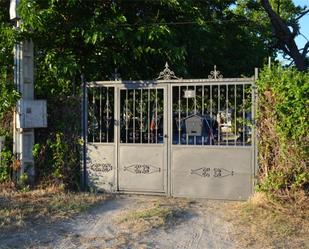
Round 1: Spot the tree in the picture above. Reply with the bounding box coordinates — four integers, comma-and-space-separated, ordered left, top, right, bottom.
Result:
0, 0, 19, 135
260, 0, 309, 71
15, 0, 276, 95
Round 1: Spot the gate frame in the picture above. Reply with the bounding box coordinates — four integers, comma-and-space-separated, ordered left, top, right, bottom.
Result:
82, 67, 258, 199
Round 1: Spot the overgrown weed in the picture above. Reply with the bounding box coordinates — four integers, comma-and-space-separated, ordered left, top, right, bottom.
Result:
0, 184, 110, 231
228, 192, 309, 249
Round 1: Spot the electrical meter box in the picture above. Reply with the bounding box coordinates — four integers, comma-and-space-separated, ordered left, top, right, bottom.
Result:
185, 115, 203, 136
16, 100, 47, 128
10, 0, 20, 20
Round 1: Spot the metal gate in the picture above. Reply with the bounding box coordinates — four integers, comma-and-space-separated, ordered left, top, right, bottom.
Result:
84, 64, 257, 200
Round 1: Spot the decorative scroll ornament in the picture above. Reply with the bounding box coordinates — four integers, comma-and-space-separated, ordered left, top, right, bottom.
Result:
208, 65, 223, 80
89, 163, 113, 173
191, 167, 234, 178
213, 168, 234, 178
124, 164, 161, 174
157, 62, 180, 80
191, 167, 211, 177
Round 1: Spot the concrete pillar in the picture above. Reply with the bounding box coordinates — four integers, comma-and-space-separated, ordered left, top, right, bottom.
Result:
11, 1, 35, 181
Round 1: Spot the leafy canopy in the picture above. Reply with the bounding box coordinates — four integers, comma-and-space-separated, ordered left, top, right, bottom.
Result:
15, 0, 273, 96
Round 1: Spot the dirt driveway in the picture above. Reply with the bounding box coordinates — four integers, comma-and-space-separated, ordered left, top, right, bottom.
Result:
0, 194, 238, 249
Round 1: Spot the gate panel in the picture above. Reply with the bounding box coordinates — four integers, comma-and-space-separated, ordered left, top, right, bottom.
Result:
87, 144, 115, 191
118, 86, 167, 193
172, 147, 252, 199
171, 82, 254, 200
118, 145, 166, 192
86, 86, 116, 191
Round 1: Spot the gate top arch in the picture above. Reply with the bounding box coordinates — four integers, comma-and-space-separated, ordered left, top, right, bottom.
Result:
87, 63, 256, 86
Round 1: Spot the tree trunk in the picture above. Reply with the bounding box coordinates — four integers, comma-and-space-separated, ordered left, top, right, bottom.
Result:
260, 0, 307, 71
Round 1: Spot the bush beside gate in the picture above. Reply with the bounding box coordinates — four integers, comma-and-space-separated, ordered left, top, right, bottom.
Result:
257, 66, 309, 200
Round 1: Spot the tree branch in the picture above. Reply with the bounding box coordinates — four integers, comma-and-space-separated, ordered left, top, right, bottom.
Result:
295, 9, 309, 21
260, 0, 307, 71
302, 41, 309, 57
260, 0, 292, 41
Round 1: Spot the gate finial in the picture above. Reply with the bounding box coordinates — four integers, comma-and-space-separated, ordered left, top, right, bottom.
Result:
208, 65, 223, 80
157, 62, 180, 80
111, 68, 121, 81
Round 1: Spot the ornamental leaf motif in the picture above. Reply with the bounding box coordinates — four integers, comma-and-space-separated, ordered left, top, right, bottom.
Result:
124, 164, 161, 174
191, 167, 234, 178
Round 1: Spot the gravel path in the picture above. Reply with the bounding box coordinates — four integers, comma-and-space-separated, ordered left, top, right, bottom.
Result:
0, 195, 238, 249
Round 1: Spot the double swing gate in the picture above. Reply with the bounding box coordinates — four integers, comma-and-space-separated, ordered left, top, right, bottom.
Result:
84, 64, 257, 200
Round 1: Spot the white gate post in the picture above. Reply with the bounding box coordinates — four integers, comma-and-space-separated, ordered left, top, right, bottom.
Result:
10, 0, 35, 182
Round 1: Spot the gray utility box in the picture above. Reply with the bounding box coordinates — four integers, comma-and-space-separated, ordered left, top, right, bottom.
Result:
185, 115, 203, 136
16, 100, 47, 128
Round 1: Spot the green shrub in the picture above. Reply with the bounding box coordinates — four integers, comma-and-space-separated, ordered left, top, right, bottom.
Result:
0, 134, 14, 183
257, 66, 309, 199
33, 96, 81, 189
0, 146, 12, 183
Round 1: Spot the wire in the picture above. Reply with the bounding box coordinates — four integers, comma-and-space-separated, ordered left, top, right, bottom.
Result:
114, 19, 254, 27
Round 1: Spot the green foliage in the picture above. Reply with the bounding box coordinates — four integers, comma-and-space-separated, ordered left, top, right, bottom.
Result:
0, 1, 20, 132
257, 66, 309, 198
33, 96, 81, 189
0, 146, 12, 183
17, 172, 30, 192
33, 132, 81, 188
0, 134, 14, 183
16, 0, 279, 90
50, 133, 68, 179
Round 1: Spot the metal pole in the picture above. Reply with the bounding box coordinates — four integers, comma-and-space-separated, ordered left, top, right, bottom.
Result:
81, 74, 87, 191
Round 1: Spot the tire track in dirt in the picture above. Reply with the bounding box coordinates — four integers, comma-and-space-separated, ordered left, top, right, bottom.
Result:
0, 195, 238, 249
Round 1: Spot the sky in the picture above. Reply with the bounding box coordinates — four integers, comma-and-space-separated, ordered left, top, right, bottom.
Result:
294, 0, 309, 49
277, 0, 309, 62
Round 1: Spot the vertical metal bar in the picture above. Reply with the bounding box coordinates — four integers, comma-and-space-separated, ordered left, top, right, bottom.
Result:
106, 87, 109, 142
242, 84, 245, 146
194, 85, 197, 145
234, 84, 237, 146
140, 89, 143, 144
125, 89, 128, 143
133, 89, 136, 143
81, 74, 87, 190
202, 86, 204, 116
202, 85, 204, 145
186, 85, 189, 145
178, 86, 181, 144
115, 86, 119, 191
155, 88, 158, 144
226, 84, 228, 146
218, 85, 220, 146
167, 84, 172, 196
99, 87, 102, 142
92, 87, 95, 142
194, 86, 197, 115
210, 85, 212, 145
254, 68, 259, 182
148, 89, 150, 144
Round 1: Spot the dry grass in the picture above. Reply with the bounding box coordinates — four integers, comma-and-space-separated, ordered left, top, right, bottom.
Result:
112, 197, 190, 249
117, 198, 189, 233
227, 192, 309, 249
0, 183, 110, 231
